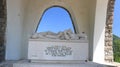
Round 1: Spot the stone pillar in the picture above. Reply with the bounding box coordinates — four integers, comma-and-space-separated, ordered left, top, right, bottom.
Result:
0, 0, 6, 62
105, 0, 115, 62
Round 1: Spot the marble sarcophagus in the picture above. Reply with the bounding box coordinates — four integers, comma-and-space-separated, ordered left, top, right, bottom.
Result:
28, 29, 88, 62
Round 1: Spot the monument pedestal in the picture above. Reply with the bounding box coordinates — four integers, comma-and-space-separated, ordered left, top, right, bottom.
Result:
28, 39, 88, 62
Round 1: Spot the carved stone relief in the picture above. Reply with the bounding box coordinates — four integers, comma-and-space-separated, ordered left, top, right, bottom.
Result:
31, 29, 87, 40
45, 46, 72, 57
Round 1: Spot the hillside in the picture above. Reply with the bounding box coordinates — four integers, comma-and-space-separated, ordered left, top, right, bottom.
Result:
113, 34, 120, 40
113, 34, 120, 62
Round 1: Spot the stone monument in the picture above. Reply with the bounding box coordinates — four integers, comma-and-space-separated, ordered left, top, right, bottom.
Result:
28, 29, 88, 62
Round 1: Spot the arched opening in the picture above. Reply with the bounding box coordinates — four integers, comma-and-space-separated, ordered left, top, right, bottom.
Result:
36, 7, 76, 33
113, 0, 120, 62
105, 0, 120, 63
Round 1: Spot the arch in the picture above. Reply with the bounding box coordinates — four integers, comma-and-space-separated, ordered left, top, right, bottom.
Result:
33, 1, 79, 33
19, 0, 80, 60
36, 6, 77, 33
113, 0, 120, 62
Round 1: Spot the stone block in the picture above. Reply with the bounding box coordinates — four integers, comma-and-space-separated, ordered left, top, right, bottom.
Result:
28, 39, 88, 61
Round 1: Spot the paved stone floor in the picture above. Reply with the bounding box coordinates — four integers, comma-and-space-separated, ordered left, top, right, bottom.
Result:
0, 60, 19, 67
0, 60, 119, 67
112, 62, 120, 67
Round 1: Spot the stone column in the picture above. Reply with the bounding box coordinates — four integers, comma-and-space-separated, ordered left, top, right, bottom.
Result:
0, 0, 6, 62
105, 0, 115, 62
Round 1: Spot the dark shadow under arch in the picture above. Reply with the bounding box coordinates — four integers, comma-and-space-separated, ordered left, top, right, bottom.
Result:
0, 0, 6, 62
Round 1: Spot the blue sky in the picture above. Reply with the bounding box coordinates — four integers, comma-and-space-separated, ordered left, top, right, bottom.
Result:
37, 7, 74, 33
113, 0, 120, 37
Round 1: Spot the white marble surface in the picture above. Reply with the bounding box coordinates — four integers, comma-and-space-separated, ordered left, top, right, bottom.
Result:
28, 40, 88, 61
0, 60, 116, 67
31, 29, 87, 40
13, 61, 113, 67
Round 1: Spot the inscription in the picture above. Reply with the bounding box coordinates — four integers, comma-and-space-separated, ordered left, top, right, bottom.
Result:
45, 46, 72, 57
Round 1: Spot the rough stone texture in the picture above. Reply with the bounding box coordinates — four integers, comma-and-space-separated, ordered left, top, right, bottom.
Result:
0, 0, 6, 62
105, 0, 115, 62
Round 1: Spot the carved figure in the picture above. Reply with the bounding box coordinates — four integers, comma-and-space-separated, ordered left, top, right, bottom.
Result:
31, 29, 87, 40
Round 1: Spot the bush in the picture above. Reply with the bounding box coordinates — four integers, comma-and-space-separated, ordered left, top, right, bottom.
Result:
113, 34, 120, 62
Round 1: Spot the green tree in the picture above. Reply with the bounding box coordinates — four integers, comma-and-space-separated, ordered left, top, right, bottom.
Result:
113, 34, 120, 62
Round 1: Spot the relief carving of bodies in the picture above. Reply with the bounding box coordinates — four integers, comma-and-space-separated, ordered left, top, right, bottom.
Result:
31, 29, 87, 40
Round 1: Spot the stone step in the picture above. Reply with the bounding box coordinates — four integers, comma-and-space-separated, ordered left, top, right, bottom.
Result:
12, 60, 115, 67
0, 60, 117, 67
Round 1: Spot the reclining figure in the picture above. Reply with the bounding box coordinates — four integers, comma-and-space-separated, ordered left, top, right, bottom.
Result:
31, 29, 87, 40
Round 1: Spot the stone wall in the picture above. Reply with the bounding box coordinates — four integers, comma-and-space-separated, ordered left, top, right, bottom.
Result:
0, 0, 6, 62
105, 0, 115, 62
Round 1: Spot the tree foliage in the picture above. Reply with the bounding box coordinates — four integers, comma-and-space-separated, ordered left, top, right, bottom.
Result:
113, 34, 120, 62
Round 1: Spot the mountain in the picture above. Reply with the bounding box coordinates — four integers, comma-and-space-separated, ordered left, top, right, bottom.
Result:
113, 34, 120, 62
113, 34, 120, 40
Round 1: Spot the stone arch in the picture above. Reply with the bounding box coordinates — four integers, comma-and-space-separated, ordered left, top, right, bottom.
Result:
34, 1, 79, 33
105, 0, 115, 62
36, 6, 77, 33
